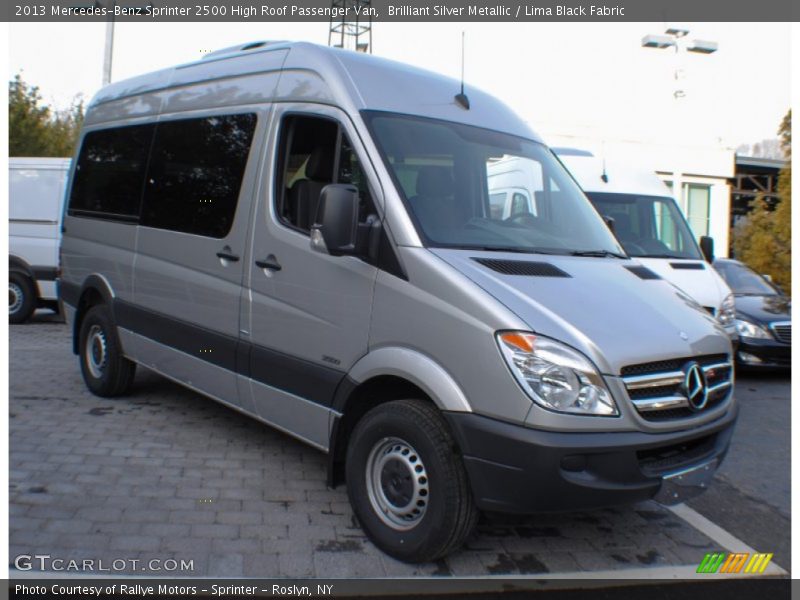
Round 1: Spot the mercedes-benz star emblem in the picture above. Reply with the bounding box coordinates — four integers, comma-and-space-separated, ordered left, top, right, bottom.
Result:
683, 362, 708, 411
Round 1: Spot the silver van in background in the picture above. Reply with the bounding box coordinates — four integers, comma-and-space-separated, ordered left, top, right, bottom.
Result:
60, 41, 737, 563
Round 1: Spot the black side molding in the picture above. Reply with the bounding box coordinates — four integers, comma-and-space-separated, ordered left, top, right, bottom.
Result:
113, 299, 343, 407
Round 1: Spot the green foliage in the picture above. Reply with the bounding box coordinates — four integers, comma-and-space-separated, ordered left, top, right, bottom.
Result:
9, 73, 84, 157
733, 110, 791, 292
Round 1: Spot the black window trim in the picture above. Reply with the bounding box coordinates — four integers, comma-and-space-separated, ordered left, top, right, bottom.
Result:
67, 110, 259, 238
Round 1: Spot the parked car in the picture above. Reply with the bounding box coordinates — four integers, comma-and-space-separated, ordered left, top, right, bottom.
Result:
9, 157, 71, 323
553, 149, 736, 339
60, 41, 736, 563
714, 258, 791, 370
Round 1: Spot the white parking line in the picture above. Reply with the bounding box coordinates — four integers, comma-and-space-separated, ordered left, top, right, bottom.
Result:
668, 502, 787, 575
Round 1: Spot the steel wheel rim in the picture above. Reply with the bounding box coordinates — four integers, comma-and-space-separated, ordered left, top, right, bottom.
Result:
365, 436, 430, 531
86, 324, 108, 379
9, 282, 23, 315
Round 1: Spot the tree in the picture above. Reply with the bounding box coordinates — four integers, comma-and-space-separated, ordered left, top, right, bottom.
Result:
733, 110, 791, 292
9, 73, 84, 157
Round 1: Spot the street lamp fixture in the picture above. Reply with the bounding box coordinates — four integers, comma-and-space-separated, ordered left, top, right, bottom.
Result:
641, 26, 718, 99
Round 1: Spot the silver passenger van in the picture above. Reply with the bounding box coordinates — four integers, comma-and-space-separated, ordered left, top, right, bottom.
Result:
60, 41, 737, 563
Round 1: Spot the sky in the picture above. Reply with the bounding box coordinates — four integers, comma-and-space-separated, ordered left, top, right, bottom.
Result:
8, 22, 792, 150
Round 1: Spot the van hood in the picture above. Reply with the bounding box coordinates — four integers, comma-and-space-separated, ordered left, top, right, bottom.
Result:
430, 249, 732, 375
634, 257, 729, 313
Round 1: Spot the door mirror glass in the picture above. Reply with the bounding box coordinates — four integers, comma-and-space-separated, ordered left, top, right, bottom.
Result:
699, 236, 714, 263
310, 184, 359, 256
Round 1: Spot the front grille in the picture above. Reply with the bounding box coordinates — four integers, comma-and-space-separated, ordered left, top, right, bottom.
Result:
621, 354, 733, 422
621, 354, 728, 377
636, 389, 729, 421
771, 322, 791, 344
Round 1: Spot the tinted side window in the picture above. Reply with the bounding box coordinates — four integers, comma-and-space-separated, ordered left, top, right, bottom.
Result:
69, 124, 155, 219
141, 114, 257, 238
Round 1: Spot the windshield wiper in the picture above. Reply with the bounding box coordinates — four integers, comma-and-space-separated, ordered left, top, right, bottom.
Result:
633, 253, 687, 259
461, 245, 562, 255
570, 250, 627, 259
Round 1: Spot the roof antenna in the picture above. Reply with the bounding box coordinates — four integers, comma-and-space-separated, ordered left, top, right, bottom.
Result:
454, 31, 470, 110
600, 141, 609, 183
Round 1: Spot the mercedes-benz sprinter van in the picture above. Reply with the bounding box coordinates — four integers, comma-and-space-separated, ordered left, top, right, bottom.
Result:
60, 42, 736, 563
554, 149, 736, 338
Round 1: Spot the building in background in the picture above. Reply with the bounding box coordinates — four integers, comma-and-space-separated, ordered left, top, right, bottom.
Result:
730, 155, 788, 230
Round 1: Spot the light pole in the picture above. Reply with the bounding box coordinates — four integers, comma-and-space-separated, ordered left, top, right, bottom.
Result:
101, 0, 116, 86
641, 27, 718, 219
642, 27, 718, 99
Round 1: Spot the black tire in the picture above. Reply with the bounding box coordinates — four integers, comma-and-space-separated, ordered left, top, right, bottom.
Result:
345, 399, 478, 563
78, 304, 136, 397
9, 272, 36, 324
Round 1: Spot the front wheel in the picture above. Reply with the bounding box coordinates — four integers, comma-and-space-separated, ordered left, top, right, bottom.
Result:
345, 399, 478, 563
79, 304, 136, 397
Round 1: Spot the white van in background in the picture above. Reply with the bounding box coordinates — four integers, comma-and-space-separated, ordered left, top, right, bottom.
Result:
9, 157, 71, 323
553, 149, 735, 336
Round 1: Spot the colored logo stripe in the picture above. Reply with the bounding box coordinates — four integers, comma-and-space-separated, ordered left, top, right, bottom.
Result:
697, 552, 773, 574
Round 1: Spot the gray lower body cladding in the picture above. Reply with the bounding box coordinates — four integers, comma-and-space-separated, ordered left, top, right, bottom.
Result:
445, 406, 737, 514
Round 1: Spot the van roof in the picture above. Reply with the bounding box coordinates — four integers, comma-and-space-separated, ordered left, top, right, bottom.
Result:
86, 41, 541, 142
556, 151, 671, 197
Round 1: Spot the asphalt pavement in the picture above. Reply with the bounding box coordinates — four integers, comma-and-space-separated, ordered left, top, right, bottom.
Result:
8, 312, 791, 580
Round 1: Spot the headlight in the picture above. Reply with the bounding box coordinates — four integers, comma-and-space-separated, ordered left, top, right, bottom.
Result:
496, 332, 618, 416
735, 318, 771, 339
717, 294, 735, 328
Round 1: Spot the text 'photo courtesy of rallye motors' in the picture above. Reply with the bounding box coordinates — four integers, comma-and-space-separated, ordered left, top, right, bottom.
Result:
58, 40, 737, 563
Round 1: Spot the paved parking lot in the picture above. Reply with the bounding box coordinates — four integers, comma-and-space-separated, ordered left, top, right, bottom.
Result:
9, 315, 790, 578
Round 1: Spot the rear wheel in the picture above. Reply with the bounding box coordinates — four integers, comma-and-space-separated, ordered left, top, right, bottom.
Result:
9, 272, 35, 324
345, 399, 478, 563
79, 304, 136, 397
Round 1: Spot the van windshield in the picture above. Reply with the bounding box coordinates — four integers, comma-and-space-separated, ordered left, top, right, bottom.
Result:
586, 193, 703, 260
364, 112, 625, 257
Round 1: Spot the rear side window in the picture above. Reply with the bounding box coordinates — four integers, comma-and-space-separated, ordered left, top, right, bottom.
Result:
69, 124, 155, 220
141, 114, 257, 238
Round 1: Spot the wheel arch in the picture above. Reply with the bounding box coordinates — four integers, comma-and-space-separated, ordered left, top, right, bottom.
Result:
9, 255, 35, 280
327, 347, 472, 487
70, 275, 116, 355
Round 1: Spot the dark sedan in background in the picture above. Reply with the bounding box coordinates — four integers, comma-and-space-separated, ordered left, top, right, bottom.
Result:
714, 258, 791, 370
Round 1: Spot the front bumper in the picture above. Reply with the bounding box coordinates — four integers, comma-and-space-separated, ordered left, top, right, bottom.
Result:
444, 405, 737, 514
736, 337, 791, 369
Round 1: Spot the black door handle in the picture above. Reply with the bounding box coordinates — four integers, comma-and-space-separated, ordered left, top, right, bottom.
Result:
216, 250, 240, 262
255, 256, 282, 271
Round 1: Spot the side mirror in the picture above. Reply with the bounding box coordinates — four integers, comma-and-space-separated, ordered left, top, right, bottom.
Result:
311, 184, 359, 256
603, 215, 615, 233
699, 236, 714, 263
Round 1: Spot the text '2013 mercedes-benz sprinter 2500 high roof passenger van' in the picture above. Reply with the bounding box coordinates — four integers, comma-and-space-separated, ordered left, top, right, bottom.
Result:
60, 41, 737, 563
